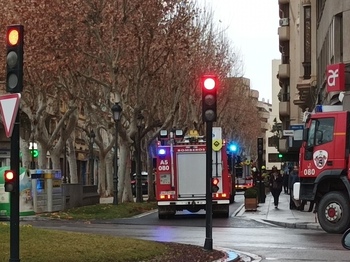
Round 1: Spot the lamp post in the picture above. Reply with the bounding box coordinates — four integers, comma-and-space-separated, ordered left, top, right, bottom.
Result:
111, 103, 122, 205
89, 129, 96, 185
136, 113, 144, 203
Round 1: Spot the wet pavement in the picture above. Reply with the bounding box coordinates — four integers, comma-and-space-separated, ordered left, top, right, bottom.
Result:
234, 191, 321, 231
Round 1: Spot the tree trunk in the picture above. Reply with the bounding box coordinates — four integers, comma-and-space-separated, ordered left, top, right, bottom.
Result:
120, 141, 133, 203
67, 137, 78, 183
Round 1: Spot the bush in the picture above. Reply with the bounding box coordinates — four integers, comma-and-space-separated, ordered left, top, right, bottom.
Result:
244, 188, 258, 198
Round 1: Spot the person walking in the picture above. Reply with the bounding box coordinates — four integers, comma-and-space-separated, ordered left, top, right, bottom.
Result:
283, 165, 290, 194
289, 165, 306, 210
261, 166, 270, 195
269, 166, 283, 209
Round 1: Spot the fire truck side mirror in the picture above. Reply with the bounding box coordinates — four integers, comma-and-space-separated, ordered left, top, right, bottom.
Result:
303, 127, 309, 142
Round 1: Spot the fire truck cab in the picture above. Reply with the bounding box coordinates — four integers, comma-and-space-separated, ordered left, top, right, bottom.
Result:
155, 127, 233, 219
296, 105, 350, 233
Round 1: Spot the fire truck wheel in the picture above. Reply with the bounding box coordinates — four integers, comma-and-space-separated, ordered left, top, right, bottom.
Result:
317, 191, 350, 234
230, 194, 235, 204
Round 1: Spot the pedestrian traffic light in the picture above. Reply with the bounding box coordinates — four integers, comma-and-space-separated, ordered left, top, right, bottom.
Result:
212, 178, 219, 193
201, 74, 218, 122
4, 170, 16, 192
6, 25, 24, 93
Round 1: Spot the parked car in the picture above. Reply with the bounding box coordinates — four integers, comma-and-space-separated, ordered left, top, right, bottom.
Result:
342, 228, 350, 250
131, 172, 149, 196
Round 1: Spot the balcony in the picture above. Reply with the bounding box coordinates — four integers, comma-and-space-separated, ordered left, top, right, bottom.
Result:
261, 121, 270, 131
279, 101, 290, 117
278, 26, 290, 41
259, 111, 270, 120
250, 89, 259, 99
278, 64, 290, 79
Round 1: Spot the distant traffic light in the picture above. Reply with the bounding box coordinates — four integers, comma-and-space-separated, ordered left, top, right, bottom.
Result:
257, 137, 263, 156
212, 178, 219, 193
4, 170, 16, 192
201, 74, 218, 122
6, 25, 24, 93
31, 149, 39, 158
278, 153, 283, 159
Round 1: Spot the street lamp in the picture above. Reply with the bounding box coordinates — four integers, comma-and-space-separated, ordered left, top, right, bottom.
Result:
89, 129, 96, 185
111, 103, 122, 205
136, 113, 144, 203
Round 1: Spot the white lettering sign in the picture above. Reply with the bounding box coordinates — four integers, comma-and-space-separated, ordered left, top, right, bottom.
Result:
327, 69, 339, 87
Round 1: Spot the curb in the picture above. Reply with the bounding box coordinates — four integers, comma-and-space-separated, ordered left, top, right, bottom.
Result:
213, 248, 240, 262
262, 219, 322, 230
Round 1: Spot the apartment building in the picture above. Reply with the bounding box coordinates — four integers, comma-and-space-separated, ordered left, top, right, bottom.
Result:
276, 0, 350, 163
276, 0, 317, 160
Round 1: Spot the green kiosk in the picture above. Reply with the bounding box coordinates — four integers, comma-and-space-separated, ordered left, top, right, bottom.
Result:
0, 166, 35, 218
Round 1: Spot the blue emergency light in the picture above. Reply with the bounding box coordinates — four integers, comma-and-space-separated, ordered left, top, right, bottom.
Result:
229, 143, 237, 153
158, 148, 166, 155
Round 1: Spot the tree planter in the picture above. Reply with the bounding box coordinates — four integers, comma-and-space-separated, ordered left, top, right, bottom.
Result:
244, 197, 258, 211
244, 187, 258, 211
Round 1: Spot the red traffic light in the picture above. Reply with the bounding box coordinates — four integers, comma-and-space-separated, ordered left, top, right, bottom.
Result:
203, 77, 216, 90
7, 29, 20, 46
212, 178, 219, 193
5, 170, 14, 180
201, 74, 218, 122
4, 170, 15, 192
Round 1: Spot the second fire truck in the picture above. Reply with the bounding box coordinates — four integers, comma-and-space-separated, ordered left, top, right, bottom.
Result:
295, 105, 350, 233
155, 127, 234, 219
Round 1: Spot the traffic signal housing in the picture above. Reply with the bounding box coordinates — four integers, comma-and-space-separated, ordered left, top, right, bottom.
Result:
6, 25, 24, 93
4, 170, 16, 192
201, 74, 218, 122
212, 177, 219, 193
257, 137, 263, 156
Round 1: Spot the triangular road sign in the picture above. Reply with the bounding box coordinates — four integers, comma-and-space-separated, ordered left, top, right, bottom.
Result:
0, 93, 21, 138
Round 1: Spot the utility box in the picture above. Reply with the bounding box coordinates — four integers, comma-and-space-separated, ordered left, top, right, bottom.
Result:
31, 169, 62, 213
0, 167, 35, 218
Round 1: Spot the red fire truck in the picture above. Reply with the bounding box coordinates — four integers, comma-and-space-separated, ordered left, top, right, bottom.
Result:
155, 127, 233, 219
295, 105, 350, 233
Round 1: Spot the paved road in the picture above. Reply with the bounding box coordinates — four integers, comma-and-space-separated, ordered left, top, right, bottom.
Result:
25, 192, 349, 261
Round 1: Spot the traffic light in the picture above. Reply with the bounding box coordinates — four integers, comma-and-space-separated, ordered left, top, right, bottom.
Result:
6, 25, 24, 93
257, 137, 263, 156
212, 178, 219, 193
31, 149, 39, 158
201, 74, 218, 122
4, 170, 16, 192
278, 153, 283, 160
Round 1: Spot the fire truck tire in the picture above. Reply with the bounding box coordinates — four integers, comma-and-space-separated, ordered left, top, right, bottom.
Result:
317, 192, 350, 234
158, 207, 175, 219
230, 194, 235, 204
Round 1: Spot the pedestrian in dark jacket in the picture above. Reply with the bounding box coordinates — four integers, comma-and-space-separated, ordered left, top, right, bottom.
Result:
269, 166, 283, 208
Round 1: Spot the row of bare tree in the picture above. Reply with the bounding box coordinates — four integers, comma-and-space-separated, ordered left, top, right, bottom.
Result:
0, 0, 261, 202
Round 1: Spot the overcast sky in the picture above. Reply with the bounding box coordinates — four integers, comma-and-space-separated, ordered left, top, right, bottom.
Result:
200, 0, 281, 102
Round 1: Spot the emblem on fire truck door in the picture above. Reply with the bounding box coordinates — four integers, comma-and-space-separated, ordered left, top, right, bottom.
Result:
313, 150, 328, 169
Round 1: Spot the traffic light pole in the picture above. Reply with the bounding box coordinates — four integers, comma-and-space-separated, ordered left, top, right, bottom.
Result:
204, 121, 213, 251
10, 111, 20, 262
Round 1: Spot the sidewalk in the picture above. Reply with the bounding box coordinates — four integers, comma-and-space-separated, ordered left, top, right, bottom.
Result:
235, 191, 322, 230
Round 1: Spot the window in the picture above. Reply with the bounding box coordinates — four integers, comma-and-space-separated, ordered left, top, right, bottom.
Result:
307, 118, 334, 147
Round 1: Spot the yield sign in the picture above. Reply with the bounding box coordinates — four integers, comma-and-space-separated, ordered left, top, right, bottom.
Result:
0, 93, 21, 138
